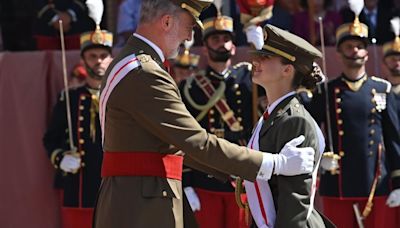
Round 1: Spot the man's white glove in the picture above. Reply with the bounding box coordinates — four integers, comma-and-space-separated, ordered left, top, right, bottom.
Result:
60, 153, 81, 173
184, 187, 201, 212
386, 189, 400, 208
320, 152, 340, 174
244, 25, 264, 50
257, 135, 315, 180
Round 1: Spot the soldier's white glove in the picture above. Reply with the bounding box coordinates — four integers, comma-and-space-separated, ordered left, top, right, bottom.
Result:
60, 153, 81, 173
257, 135, 315, 180
184, 187, 201, 212
244, 25, 264, 50
320, 152, 340, 172
386, 189, 400, 208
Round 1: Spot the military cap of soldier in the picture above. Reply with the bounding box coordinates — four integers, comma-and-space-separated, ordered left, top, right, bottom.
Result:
172, 38, 200, 84
93, 1, 317, 227
383, 17, 400, 83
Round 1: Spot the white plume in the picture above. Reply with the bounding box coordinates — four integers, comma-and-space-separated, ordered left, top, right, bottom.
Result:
391, 17, 400, 37
86, 0, 104, 26
184, 31, 195, 49
214, 0, 223, 14
348, 0, 364, 16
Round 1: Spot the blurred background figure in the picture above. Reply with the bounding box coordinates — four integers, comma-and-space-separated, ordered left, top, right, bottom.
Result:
172, 40, 200, 85
292, 0, 342, 46
116, 0, 141, 47
33, 0, 107, 50
69, 63, 88, 88
340, 0, 394, 44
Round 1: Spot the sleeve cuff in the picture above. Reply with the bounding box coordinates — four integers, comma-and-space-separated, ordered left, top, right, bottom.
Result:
50, 149, 64, 168
256, 153, 274, 181
48, 14, 60, 25
67, 9, 77, 22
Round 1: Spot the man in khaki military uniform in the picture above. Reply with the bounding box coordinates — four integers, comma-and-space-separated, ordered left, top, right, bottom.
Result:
93, 1, 317, 227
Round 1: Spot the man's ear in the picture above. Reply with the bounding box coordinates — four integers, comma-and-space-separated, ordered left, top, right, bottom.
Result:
160, 14, 174, 31
231, 43, 236, 56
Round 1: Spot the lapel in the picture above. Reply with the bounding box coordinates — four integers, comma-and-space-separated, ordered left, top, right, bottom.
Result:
259, 95, 297, 137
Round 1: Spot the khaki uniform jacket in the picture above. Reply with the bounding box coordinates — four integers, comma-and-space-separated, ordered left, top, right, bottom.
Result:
93, 35, 264, 228
257, 95, 335, 228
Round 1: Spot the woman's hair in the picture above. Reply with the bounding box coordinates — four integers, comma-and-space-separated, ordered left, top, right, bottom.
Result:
280, 58, 325, 90
140, 0, 182, 24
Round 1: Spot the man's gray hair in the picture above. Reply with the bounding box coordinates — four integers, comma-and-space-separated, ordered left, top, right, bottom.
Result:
140, 0, 182, 24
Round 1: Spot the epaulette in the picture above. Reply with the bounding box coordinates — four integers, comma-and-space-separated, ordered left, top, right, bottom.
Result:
296, 87, 313, 99
233, 62, 252, 71
371, 76, 392, 93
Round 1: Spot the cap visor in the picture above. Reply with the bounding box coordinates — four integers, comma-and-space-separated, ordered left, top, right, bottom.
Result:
195, 18, 204, 30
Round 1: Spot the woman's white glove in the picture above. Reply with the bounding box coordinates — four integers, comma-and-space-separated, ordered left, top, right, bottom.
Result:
386, 189, 400, 208
244, 25, 264, 50
184, 187, 201, 212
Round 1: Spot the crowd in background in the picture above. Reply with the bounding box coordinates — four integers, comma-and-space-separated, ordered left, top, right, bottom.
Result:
0, 0, 399, 51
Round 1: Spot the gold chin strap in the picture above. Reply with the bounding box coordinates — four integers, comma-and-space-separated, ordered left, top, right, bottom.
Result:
341, 74, 367, 91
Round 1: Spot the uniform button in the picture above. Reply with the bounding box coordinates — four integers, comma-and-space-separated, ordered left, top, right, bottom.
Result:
372, 88, 376, 94
79, 127, 84, 132
80, 95, 86, 100
234, 84, 239, 89
209, 109, 215, 115
371, 108, 376, 113
81, 162, 85, 167
237, 109, 242, 113
339, 130, 344, 136
370, 129, 375, 135
237, 117, 242, 122
236, 91, 241, 96
335, 88, 340, 94
369, 151, 374, 156
336, 108, 342, 114
337, 119, 343, 125
370, 119, 375, 124
210, 127, 216, 133
162, 191, 168, 197
294, 104, 300, 108
239, 126, 244, 131
336, 98, 341, 103
79, 139, 85, 144
237, 100, 242, 104
209, 118, 215, 123
339, 151, 345, 157
80, 151, 85, 156
369, 140, 374, 145
79, 116, 84, 121
79, 105, 84, 110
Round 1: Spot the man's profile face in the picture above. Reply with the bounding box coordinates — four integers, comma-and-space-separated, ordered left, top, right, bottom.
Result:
165, 10, 195, 59
384, 54, 400, 76
337, 39, 368, 68
82, 47, 112, 78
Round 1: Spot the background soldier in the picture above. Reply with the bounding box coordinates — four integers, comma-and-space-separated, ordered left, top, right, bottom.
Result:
172, 39, 200, 84
310, 2, 400, 227
42, 26, 113, 228
179, 7, 262, 227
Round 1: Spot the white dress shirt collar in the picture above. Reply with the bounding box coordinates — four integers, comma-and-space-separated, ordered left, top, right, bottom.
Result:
133, 33, 165, 62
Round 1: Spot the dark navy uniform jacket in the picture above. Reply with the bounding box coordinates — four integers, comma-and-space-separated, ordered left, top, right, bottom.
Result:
179, 63, 261, 192
43, 85, 103, 207
308, 74, 400, 197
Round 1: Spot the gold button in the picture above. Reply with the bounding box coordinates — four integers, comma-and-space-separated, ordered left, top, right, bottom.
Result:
239, 126, 244, 131
236, 91, 241, 96
371, 108, 376, 113
237, 117, 242, 122
79, 127, 84, 132
370, 129, 375, 135
79, 105, 84, 110
79, 116, 84, 121
234, 84, 239, 89
209, 109, 215, 115
79, 139, 85, 144
336, 98, 341, 103
237, 100, 242, 104
162, 191, 167, 197
372, 88, 376, 94
369, 140, 374, 145
339, 151, 345, 157
369, 151, 374, 156
209, 118, 215, 123
80, 95, 86, 100
91, 94, 97, 100
336, 108, 342, 114
335, 88, 340, 94
339, 130, 344, 136
337, 119, 343, 125
81, 162, 85, 167
210, 127, 215, 133
80, 151, 85, 156
237, 109, 242, 113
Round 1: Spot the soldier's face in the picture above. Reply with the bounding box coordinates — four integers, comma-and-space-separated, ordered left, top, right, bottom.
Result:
338, 39, 368, 68
165, 11, 195, 59
251, 55, 292, 88
82, 48, 112, 78
384, 54, 400, 76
